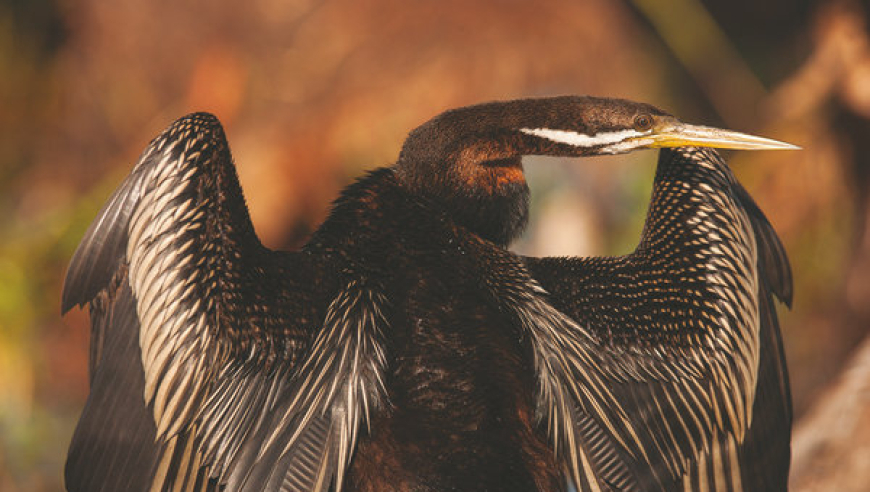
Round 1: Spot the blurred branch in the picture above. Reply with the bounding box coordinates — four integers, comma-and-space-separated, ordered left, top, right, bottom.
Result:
767, 1, 870, 323
631, 0, 767, 126
765, 0, 870, 121
791, 335, 870, 492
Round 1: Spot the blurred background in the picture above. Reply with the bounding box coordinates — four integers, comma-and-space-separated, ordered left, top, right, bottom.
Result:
1, 0, 869, 490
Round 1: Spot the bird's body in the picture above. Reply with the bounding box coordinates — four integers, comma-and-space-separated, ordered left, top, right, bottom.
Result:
304, 168, 562, 491
62, 97, 794, 492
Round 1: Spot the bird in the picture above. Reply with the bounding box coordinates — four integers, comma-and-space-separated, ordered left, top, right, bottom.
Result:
62, 96, 795, 492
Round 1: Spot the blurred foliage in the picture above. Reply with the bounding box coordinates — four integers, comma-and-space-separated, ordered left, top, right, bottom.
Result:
0, 0, 867, 490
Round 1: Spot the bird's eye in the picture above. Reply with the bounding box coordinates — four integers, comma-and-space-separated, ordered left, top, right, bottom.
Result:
633, 114, 653, 132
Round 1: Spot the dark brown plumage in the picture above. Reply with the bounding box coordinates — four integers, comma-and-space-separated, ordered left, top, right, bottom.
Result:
62, 96, 795, 492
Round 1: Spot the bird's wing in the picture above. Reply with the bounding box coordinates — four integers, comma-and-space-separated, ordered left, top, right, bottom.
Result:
62, 113, 388, 492
721, 181, 792, 492
501, 148, 792, 491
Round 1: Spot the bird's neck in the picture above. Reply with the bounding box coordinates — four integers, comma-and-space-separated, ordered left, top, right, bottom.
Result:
393, 155, 531, 247
307, 163, 529, 277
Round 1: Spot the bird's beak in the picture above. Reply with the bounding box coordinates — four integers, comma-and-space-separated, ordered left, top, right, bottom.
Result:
642, 123, 800, 151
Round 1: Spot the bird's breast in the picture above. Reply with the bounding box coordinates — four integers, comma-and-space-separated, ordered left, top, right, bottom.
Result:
345, 265, 561, 492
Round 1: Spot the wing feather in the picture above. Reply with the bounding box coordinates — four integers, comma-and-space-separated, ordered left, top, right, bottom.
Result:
65, 277, 164, 492
504, 147, 792, 491
227, 283, 389, 492
63, 113, 385, 491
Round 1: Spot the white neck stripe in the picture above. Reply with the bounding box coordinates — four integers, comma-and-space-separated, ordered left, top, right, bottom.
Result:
520, 127, 644, 147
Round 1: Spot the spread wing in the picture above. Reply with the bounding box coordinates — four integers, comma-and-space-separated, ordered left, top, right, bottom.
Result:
502, 147, 790, 491
62, 113, 388, 492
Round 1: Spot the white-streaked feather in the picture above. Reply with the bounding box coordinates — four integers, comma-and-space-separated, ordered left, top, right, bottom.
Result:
520, 127, 646, 148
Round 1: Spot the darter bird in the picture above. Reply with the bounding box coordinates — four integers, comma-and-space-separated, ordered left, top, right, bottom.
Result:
62, 96, 796, 492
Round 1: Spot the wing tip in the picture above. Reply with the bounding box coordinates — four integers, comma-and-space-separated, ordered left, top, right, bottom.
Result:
60, 111, 227, 316
778, 267, 794, 309
177, 111, 222, 130
160, 112, 225, 145
61, 267, 101, 314
61, 240, 110, 315
762, 221, 793, 309
180, 111, 220, 123
730, 180, 794, 309
60, 284, 80, 314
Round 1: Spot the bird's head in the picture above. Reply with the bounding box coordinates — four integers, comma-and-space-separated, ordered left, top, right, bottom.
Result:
394, 96, 797, 246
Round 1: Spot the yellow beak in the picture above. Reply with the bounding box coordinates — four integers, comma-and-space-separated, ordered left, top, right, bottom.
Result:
644, 123, 800, 150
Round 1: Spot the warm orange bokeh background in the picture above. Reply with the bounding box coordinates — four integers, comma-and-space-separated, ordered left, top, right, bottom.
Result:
2, 0, 869, 490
